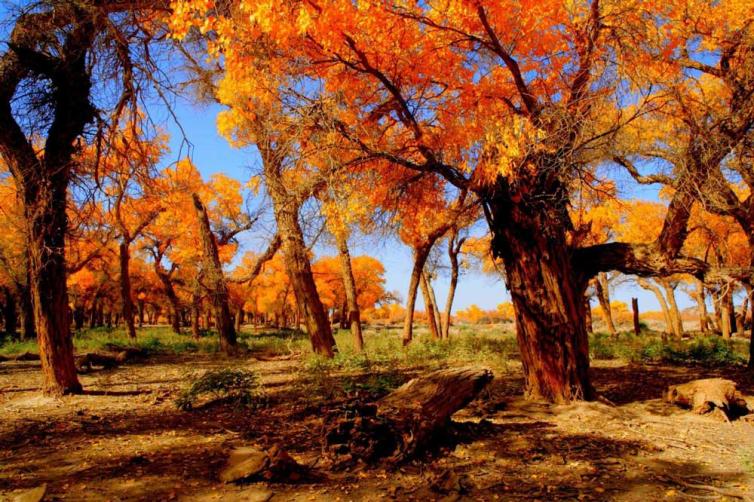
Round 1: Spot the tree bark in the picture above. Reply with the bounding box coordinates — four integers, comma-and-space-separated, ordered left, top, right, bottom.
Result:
486, 185, 593, 402
118, 241, 137, 339
191, 290, 201, 340
192, 193, 237, 355
2, 288, 17, 338
336, 232, 364, 352
693, 279, 709, 333
593, 273, 617, 337
659, 279, 684, 338
419, 271, 440, 340
585, 297, 593, 334
403, 245, 432, 346
631, 298, 640, 336
442, 232, 463, 339
155, 268, 181, 334
638, 278, 674, 336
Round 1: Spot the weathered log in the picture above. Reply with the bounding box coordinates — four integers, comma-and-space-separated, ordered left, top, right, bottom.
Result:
0, 351, 40, 363
324, 366, 493, 465
219, 445, 309, 483
75, 348, 146, 373
666, 378, 750, 420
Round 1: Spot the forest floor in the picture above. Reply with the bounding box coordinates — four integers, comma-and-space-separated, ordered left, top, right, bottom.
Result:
1, 326, 754, 501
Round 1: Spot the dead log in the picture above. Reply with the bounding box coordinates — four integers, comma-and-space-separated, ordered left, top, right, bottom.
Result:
324, 366, 493, 465
666, 378, 750, 420
219, 445, 309, 483
75, 348, 146, 373
0, 351, 40, 363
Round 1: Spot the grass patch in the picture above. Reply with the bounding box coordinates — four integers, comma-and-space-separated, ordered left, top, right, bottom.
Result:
175, 368, 263, 411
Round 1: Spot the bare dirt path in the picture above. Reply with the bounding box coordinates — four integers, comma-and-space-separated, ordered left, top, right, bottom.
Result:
2, 354, 753, 501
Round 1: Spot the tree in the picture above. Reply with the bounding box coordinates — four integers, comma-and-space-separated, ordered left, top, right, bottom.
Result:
172, 0, 753, 401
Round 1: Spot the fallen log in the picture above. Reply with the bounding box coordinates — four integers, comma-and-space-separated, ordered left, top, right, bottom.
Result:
666, 378, 750, 420
0, 351, 40, 363
219, 445, 309, 483
75, 348, 146, 373
324, 366, 493, 465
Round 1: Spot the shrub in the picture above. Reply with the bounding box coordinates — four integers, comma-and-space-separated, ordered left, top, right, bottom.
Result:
176, 368, 262, 411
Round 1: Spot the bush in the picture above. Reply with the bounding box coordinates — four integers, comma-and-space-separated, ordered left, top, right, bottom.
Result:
176, 368, 262, 411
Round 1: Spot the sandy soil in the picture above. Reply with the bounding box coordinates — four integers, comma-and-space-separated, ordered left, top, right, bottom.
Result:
2, 353, 754, 501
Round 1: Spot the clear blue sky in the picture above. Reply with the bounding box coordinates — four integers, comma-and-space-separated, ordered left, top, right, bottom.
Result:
158, 100, 693, 315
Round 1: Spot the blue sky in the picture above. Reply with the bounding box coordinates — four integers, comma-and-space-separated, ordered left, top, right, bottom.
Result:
157, 99, 694, 316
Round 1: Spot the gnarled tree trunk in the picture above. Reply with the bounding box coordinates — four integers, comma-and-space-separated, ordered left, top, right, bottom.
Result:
486, 182, 593, 403
660, 279, 684, 338
403, 244, 432, 345
593, 273, 617, 337
442, 232, 464, 339
419, 271, 440, 340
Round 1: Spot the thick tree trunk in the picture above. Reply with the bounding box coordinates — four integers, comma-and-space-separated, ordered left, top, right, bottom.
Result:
118, 241, 137, 339
403, 245, 432, 346
593, 273, 617, 337
660, 279, 684, 338
193, 194, 237, 355
19, 279, 35, 340
336, 233, 364, 352
27, 192, 82, 395
487, 186, 592, 402
419, 271, 440, 340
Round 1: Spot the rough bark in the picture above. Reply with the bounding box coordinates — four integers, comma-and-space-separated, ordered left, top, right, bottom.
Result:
585, 297, 593, 334
403, 245, 432, 345
155, 266, 181, 334
693, 279, 709, 333
192, 193, 237, 355
593, 273, 617, 337
486, 182, 593, 403
324, 367, 493, 464
335, 232, 364, 352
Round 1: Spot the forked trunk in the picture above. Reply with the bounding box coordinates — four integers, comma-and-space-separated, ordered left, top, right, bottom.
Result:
403, 245, 431, 345
638, 278, 674, 336
693, 280, 708, 333
442, 233, 463, 339
155, 268, 181, 334
118, 241, 137, 339
659, 279, 683, 338
192, 194, 237, 355
487, 186, 592, 403
419, 272, 440, 340
336, 233, 364, 352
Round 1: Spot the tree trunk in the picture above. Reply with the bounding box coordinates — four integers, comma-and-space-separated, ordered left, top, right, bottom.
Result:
19, 279, 35, 340
192, 193, 237, 355
235, 307, 244, 333
2, 288, 17, 338
487, 188, 592, 402
419, 271, 440, 340
191, 291, 201, 340
403, 245, 432, 346
693, 279, 709, 333
427, 274, 442, 334
27, 191, 82, 395
593, 273, 617, 337
137, 298, 145, 328
660, 279, 684, 338
737, 295, 748, 338
336, 232, 364, 352
584, 297, 593, 334
118, 241, 137, 339
442, 234, 462, 339
638, 278, 674, 336
631, 298, 640, 336
269, 196, 336, 357
155, 267, 181, 334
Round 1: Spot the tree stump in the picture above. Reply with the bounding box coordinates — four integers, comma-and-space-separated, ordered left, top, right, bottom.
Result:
666, 378, 750, 420
324, 366, 493, 465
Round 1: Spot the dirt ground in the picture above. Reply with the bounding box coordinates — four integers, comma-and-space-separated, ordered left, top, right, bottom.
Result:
2, 352, 754, 501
